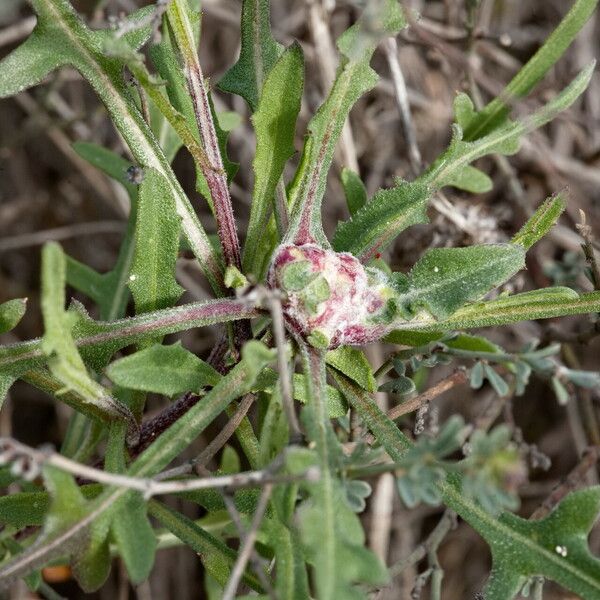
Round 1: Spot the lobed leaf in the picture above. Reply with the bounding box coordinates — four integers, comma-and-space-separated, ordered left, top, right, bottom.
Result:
421, 64, 595, 192
462, 0, 599, 140
0, 0, 224, 293
218, 0, 284, 111
286, 0, 406, 246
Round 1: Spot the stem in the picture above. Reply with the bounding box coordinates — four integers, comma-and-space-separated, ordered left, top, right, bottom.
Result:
222, 484, 274, 600
167, 0, 242, 271
35, 0, 224, 293
0, 298, 260, 373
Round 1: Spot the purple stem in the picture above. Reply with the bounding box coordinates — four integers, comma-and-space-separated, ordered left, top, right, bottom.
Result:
185, 63, 242, 270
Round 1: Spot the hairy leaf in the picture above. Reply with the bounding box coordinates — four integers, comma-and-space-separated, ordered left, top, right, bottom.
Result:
40, 243, 136, 434
219, 0, 284, 111
463, 0, 599, 140
286, 0, 406, 246
129, 168, 183, 315
333, 180, 429, 262
243, 43, 304, 277
401, 244, 526, 319
0, 298, 258, 377
421, 64, 594, 192
512, 193, 566, 249
69, 142, 138, 320
326, 346, 376, 392
0, 299, 27, 334
110, 493, 156, 584
0, 0, 224, 293
148, 500, 262, 591
106, 342, 221, 395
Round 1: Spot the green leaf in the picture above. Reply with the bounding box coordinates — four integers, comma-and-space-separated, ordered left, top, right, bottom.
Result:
397, 286, 592, 331
40, 242, 137, 433
0, 298, 258, 377
341, 168, 368, 217
40, 466, 112, 592
110, 493, 156, 584
72, 142, 137, 196
219, 0, 284, 111
106, 342, 221, 395
243, 43, 304, 277
333, 180, 429, 262
129, 341, 276, 477
422, 64, 594, 192
0, 298, 27, 334
148, 500, 263, 592
463, 0, 599, 140
129, 168, 184, 315
512, 193, 566, 249
326, 346, 376, 392
0, 26, 68, 98
0, 486, 101, 529
401, 244, 526, 319
334, 375, 600, 599
286, 0, 406, 245
292, 374, 348, 418
445, 483, 600, 599
0, 0, 224, 294
70, 142, 138, 320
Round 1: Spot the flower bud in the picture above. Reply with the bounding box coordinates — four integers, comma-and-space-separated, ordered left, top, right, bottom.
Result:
268, 244, 401, 349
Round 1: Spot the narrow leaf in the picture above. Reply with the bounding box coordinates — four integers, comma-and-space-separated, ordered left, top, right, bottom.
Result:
40, 243, 137, 433
422, 64, 594, 192
333, 180, 429, 262
341, 167, 368, 217
512, 193, 566, 249
129, 168, 184, 314
286, 0, 406, 245
326, 346, 376, 392
463, 0, 599, 140
110, 493, 156, 584
243, 43, 304, 277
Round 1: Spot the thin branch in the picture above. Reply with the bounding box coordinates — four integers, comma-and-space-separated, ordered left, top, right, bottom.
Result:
577, 210, 600, 290
155, 393, 257, 479
261, 288, 302, 441
221, 484, 275, 600
388, 510, 456, 578
386, 370, 468, 422
530, 445, 600, 520
0, 221, 124, 252
383, 36, 422, 175
0, 437, 319, 499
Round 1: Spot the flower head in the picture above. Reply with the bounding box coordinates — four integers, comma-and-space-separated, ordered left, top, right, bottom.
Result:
268, 243, 401, 349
